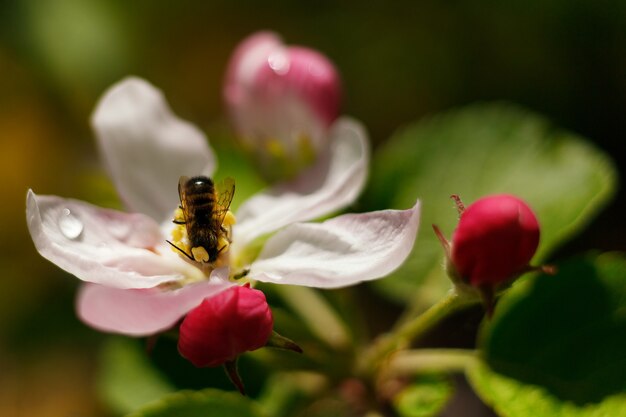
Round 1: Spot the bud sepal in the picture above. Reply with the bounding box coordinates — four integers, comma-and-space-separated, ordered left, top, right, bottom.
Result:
265, 330, 303, 354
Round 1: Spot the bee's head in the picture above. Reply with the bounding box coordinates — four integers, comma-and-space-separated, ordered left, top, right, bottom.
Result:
186, 176, 214, 193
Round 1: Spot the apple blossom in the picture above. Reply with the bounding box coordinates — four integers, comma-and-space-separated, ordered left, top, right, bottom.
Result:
224, 31, 342, 179
26, 77, 421, 342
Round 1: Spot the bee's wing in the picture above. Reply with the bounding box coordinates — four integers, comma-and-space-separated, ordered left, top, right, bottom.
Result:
177, 175, 191, 222
214, 177, 236, 225
178, 176, 189, 204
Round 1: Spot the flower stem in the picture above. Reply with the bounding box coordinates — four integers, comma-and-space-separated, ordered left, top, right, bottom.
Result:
357, 290, 475, 376
224, 359, 246, 395
274, 285, 351, 350
383, 349, 477, 377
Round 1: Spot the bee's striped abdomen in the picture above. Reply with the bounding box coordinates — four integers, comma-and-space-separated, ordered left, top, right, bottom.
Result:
175, 175, 235, 264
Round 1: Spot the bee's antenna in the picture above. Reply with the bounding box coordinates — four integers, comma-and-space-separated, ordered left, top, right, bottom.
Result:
166, 240, 195, 261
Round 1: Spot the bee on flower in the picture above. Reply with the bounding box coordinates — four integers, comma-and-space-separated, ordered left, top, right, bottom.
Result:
26, 77, 421, 375
168, 176, 236, 265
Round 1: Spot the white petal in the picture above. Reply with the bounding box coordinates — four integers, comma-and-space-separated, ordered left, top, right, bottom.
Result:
248, 200, 421, 288
77, 268, 234, 336
26, 190, 203, 289
91, 77, 216, 223
234, 117, 369, 248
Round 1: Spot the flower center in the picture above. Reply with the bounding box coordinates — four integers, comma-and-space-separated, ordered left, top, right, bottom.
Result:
243, 133, 316, 180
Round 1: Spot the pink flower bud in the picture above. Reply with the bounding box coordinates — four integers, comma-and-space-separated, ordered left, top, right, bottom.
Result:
224, 31, 341, 157
450, 194, 540, 287
178, 285, 273, 368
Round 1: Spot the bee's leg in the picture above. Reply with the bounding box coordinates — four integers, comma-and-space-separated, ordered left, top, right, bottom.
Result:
232, 268, 250, 280
173, 220, 186, 225
166, 240, 195, 261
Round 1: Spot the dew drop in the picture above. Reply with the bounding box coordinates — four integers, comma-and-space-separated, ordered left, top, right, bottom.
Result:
59, 208, 83, 240
268, 51, 290, 75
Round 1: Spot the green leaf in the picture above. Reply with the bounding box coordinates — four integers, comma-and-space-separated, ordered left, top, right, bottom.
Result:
363, 103, 617, 305
20, 0, 132, 93
467, 253, 626, 417
97, 337, 175, 415
125, 389, 266, 417
393, 374, 454, 417
258, 372, 328, 417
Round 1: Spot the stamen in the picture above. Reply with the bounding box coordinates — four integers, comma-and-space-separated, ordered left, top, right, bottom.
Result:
171, 225, 185, 242
223, 210, 236, 226
169, 209, 191, 258
266, 138, 286, 158
297, 133, 315, 166
174, 207, 185, 222
218, 236, 230, 253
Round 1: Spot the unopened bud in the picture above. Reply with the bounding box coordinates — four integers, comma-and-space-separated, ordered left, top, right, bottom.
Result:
434, 194, 542, 314
178, 285, 273, 368
451, 194, 540, 286
223, 31, 341, 179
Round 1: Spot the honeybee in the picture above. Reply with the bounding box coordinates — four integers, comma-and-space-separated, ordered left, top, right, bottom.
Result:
167, 176, 235, 263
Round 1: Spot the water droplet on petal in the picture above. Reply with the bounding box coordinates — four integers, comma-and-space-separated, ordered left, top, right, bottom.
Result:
59, 208, 83, 240
268, 51, 290, 75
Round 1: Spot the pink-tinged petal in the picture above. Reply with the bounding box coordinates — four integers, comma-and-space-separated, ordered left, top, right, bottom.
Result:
224, 31, 341, 153
76, 269, 234, 336
248, 200, 421, 288
255, 45, 340, 127
91, 77, 216, 223
234, 118, 369, 248
224, 31, 283, 107
26, 190, 203, 289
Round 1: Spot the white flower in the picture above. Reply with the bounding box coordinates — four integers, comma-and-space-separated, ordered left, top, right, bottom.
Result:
26, 78, 421, 336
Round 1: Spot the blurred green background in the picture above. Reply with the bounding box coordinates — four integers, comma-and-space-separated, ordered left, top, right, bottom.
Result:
1, 1, 624, 416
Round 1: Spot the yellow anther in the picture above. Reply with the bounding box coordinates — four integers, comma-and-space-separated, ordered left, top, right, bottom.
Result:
223, 210, 236, 226
266, 138, 286, 158
218, 236, 230, 253
174, 207, 185, 222
171, 225, 184, 242
297, 133, 316, 166
191, 246, 210, 263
